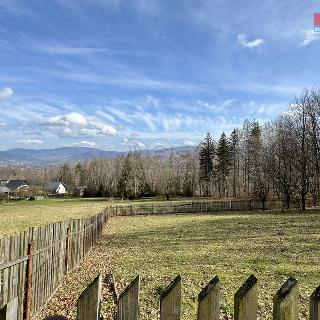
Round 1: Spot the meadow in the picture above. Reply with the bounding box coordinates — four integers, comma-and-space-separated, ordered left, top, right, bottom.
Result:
0, 197, 222, 238
36, 211, 320, 320
0, 198, 110, 237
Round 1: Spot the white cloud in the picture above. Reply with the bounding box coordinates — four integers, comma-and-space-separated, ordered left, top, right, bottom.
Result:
34, 44, 109, 55
45, 112, 88, 126
74, 140, 97, 147
18, 139, 44, 145
0, 87, 13, 99
237, 34, 265, 48
301, 30, 320, 46
180, 139, 198, 147
41, 112, 117, 137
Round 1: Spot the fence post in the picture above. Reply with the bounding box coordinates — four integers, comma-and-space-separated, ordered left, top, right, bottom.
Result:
160, 275, 181, 320
23, 243, 33, 320
117, 275, 140, 320
273, 277, 298, 320
65, 227, 70, 274
0, 297, 18, 320
77, 274, 102, 320
310, 285, 320, 320
234, 274, 258, 320
197, 276, 220, 320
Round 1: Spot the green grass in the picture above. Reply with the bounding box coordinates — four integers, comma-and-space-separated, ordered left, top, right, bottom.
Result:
0, 197, 222, 238
105, 212, 320, 319
0, 198, 110, 238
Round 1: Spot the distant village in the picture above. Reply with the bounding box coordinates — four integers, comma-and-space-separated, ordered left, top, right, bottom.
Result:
0, 179, 85, 200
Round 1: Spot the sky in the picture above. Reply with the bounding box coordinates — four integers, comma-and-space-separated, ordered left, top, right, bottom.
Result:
0, 0, 319, 151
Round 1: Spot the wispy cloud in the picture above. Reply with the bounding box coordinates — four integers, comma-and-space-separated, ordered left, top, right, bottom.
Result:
17, 139, 44, 145
74, 140, 97, 147
237, 34, 265, 48
0, 87, 13, 99
33, 44, 110, 56
301, 30, 320, 46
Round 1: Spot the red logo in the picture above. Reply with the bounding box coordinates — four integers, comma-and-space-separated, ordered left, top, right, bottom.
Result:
314, 13, 320, 26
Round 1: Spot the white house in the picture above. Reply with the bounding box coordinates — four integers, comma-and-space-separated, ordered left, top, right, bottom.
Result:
45, 181, 67, 195
0, 186, 10, 197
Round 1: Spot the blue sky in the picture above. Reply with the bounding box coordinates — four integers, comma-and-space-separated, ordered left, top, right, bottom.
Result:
0, 0, 319, 151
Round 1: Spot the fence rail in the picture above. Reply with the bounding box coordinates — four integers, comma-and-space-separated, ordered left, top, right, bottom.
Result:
109, 199, 300, 216
38, 273, 320, 320
0, 209, 110, 320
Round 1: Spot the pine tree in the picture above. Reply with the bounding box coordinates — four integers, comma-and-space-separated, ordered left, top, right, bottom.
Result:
229, 129, 239, 197
199, 133, 215, 196
215, 132, 232, 197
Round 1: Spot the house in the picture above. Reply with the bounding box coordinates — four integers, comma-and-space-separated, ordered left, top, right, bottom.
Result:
0, 179, 9, 186
6, 180, 28, 191
45, 181, 67, 195
0, 186, 10, 197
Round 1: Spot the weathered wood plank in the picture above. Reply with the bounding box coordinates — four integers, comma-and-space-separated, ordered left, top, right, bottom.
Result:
24, 243, 33, 320
273, 276, 298, 320
234, 274, 258, 320
310, 285, 320, 320
0, 296, 18, 320
197, 276, 220, 320
77, 274, 102, 320
118, 275, 140, 320
160, 275, 181, 320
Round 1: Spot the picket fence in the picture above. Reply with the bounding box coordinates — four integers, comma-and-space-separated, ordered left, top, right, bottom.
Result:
35, 273, 320, 320
0, 209, 110, 320
109, 199, 288, 216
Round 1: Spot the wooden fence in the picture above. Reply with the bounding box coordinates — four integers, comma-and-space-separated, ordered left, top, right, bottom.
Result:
40, 274, 320, 320
109, 199, 289, 216
0, 209, 110, 320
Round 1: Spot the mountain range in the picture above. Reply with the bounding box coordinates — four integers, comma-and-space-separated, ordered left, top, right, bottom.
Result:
0, 146, 196, 166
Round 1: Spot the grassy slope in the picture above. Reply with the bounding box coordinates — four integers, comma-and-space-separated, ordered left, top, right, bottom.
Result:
105, 213, 320, 319
0, 198, 109, 237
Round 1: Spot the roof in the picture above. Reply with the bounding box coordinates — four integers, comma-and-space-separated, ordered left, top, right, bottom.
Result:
46, 181, 64, 191
6, 180, 28, 190
0, 186, 10, 194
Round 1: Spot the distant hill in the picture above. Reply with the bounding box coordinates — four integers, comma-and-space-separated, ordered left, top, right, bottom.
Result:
0, 146, 196, 166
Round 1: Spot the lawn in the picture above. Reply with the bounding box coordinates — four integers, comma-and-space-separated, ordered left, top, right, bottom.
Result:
0, 198, 109, 238
35, 211, 320, 320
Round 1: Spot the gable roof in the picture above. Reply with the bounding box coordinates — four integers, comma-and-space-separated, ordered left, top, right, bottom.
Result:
46, 181, 64, 191
0, 186, 10, 194
6, 180, 28, 190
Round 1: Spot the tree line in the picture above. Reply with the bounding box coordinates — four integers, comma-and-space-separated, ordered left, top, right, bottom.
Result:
1, 89, 320, 210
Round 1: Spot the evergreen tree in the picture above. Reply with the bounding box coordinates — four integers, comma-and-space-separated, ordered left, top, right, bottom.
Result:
199, 133, 215, 196
229, 129, 239, 197
215, 132, 232, 196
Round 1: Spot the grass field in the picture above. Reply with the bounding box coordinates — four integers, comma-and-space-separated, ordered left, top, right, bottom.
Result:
0, 198, 110, 238
0, 197, 221, 238
36, 211, 320, 320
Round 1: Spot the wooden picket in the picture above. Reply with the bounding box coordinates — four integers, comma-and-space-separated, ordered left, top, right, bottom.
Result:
77, 274, 102, 320
234, 274, 258, 320
117, 275, 140, 320
310, 285, 320, 320
197, 276, 220, 320
0, 209, 110, 320
160, 275, 181, 320
63, 274, 320, 320
273, 276, 298, 320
